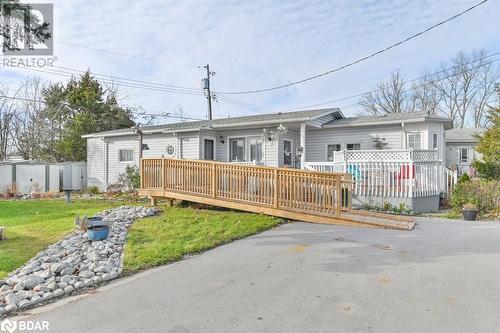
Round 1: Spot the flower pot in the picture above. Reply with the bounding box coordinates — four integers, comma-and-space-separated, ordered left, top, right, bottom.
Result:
87, 225, 110, 241
462, 210, 479, 221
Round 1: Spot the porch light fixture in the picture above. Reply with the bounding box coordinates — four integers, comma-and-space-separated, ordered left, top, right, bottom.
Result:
219, 135, 225, 144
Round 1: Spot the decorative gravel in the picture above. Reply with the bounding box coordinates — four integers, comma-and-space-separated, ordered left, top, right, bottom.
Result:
0, 206, 158, 317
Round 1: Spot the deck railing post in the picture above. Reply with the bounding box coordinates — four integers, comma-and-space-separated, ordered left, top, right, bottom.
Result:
211, 162, 217, 198
161, 158, 165, 190
273, 169, 279, 208
336, 176, 341, 217
140, 159, 144, 189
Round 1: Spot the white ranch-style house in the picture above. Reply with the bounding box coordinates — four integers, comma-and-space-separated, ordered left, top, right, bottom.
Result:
83, 108, 460, 212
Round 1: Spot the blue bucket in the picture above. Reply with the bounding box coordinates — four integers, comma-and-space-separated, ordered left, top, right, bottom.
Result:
87, 217, 109, 241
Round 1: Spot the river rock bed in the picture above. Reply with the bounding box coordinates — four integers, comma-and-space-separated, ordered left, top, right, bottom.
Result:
0, 206, 158, 317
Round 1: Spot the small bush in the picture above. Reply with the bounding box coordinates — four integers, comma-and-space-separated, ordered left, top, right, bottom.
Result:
450, 178, 500, 218
118, 165, 140, 191
458, 173, 470, 184
87, 186, 101, 195
106, 183, 123, 197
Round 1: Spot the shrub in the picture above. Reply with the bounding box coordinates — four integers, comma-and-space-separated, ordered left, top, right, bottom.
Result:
458, 173, 470, 184
118, 165, 140, 191
86, 186, 101, 195
450, 178, 500, 218
106, 183, 123, 197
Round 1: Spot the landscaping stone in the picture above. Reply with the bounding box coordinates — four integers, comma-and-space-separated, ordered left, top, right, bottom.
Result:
0, 206, 158, 318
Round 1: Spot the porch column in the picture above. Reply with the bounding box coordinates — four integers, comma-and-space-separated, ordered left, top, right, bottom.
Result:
300, 123, 306, 168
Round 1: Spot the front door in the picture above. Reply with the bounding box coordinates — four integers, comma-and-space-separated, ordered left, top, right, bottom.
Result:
204, 139, 215, 160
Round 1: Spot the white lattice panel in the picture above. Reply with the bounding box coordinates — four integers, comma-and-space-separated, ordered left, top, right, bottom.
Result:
344, 150, 410, 162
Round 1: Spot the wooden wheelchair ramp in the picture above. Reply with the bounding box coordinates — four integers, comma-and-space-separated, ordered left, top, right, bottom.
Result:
139, 158, 415, 231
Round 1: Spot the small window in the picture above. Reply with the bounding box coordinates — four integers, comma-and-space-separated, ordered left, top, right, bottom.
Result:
432, 133, 438, 150
229, 138, 245, 162
327, 144, 341, 161
406, 133, 421, 150
119, 149, 134, 162
460, 148, 468, 163
249, 137, 263, 162
346, 143, 361, 150
283, 140, 292, 166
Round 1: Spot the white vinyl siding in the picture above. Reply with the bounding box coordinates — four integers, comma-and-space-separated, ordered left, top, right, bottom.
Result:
87, 137, 106, 189
305, 124, 402, 161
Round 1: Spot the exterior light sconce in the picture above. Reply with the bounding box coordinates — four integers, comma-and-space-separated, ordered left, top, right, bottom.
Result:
219, 136, 225, 144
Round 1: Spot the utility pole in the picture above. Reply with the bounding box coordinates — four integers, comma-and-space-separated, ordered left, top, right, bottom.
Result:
202, 64, 215, 120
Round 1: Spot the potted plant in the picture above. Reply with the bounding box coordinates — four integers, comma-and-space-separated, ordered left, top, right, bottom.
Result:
462, 203, 479, 221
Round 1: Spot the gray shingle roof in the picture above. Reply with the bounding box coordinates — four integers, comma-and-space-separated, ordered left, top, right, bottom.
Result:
446, 128, 485, 142
323, 111, 453, 128
83, 108, 341, 138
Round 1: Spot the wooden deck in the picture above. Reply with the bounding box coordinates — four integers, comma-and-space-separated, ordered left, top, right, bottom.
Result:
140, 158, 415, 230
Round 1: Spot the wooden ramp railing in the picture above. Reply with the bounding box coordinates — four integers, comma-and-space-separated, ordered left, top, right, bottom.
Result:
140, 158, 415, 230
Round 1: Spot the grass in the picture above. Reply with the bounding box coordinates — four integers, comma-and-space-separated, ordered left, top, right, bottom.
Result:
0, 199, 136, 279
123, 206, 283, 273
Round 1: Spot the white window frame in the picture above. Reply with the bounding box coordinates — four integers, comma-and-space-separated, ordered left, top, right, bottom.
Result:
346, 143, 361, 151
406, 132, 422, 150
118, 149, 134, 163
326, 144, 341, 161
459, 147, 469, 163
283, 139, 293, 166
228, 137, 246, 162
248, 136, 263, 163
432, 132, 439, 150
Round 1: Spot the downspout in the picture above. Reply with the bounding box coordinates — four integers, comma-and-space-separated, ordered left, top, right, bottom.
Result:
401, 122, 406, 148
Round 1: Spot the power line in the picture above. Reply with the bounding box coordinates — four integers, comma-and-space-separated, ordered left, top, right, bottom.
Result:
277, 51, 500, 112
216, 0, 489, 95
53, 65, 201, 92
57, 41, 201, 69
0, 94, 204, 121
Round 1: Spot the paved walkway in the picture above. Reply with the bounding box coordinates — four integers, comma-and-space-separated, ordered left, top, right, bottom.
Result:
14, 217, 500, 333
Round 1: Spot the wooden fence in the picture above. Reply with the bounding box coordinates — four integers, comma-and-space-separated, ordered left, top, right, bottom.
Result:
141, 158, 351, 217
140, 158, 415, 230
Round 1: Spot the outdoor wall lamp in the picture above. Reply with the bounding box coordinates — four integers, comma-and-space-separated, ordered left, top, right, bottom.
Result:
219, 135, 225, 144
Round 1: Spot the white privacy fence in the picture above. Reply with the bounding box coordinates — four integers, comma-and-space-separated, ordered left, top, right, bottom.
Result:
304, 149, 457, 198
0, 161, 87, 194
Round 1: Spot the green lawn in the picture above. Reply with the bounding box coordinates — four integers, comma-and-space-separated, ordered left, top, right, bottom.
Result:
124, 206, 283, 273
0, 199, 136, 279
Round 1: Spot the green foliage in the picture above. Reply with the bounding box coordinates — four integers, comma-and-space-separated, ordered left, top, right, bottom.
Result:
43, 72, 135, 161
474, 95, 500, 180
86, 186, 101, 195
458, 173, 470, 184
0, 199, 138, 279
363, 201, 412, 215
124, 206, 282, 273
118, 165, 140, 191
450, 178, 500, 218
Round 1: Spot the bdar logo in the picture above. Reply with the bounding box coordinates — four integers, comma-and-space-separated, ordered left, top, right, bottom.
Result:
0, 319, 17, 333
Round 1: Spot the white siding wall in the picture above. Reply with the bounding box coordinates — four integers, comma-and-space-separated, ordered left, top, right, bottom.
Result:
87, 137, 106, 189
0, 165, 12, 191
142, 133, 178, 158
106, 137, 140, 185
305, 124, 403, 162
445, 142, 481, 167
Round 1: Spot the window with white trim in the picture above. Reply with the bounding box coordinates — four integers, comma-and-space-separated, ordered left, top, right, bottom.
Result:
346, 143, 361, 150
119, 149, 133, 162
432, 133, 438, 150
406, 133, 422, 150
327, 144, 341, 161
460, 148, 469, 163
249, 137, 263, 162
229, 138, 245, 162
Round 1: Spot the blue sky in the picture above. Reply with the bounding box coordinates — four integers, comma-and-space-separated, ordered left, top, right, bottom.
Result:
2, 0, 500, 123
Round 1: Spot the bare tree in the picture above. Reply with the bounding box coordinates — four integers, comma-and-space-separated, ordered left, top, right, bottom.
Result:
10, 77, 48, 160
431, 49, 499, 128
359, 71, 416, 115
0, 86, 22, 160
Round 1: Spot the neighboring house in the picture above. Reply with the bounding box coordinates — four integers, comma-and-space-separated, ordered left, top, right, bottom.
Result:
83, 109, 453, 211
445, 128, 485, 177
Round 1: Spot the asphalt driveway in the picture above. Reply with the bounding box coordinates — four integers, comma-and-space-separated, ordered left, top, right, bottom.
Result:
14, 217, 500, 333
